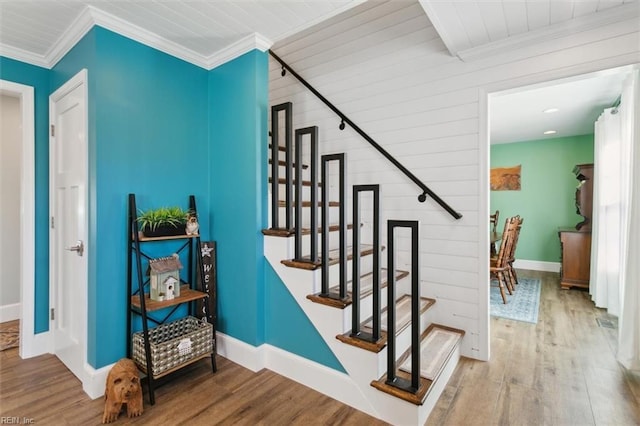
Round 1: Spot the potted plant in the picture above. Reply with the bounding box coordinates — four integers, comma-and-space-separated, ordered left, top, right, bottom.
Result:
137, 206, 189, 237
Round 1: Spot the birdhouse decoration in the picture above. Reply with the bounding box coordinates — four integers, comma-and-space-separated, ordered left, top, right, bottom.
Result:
148, 254, 183, 301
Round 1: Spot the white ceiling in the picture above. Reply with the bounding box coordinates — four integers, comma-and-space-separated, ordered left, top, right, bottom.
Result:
0, 0, 367, 69
491, 67, 634, 144
0, 0, 638, 144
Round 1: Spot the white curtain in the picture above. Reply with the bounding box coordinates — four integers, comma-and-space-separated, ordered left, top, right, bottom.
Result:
617, 71, 640, 371
590, 70, 640, 370
590, 107, 622, 315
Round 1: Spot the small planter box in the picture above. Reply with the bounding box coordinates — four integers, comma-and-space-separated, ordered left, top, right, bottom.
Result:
142, 224, 185, 238
132, 316, 213, 377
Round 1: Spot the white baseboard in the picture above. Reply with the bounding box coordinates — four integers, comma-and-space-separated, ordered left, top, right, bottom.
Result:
514, 259, 561, 273
216, 332, 266, 372
216, 332, 375, 417
0, 303, 20, 322
83, 362, 113, 399
20, 330, 49, 359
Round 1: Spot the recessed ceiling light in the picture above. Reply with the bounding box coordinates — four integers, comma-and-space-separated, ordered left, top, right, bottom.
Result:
544, 130, 557, 135
543, 108, 559, 113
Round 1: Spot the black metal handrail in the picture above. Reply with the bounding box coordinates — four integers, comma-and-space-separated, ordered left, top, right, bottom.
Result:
386, 220, 421, 394
269, 49, 462, 220
351, 184, 381, 343
294, 126, 319, 263
321, 153, 347, 299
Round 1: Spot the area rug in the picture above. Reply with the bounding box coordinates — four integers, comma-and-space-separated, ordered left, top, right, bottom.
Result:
490, 277, 541, 324
0, 321, 19, 351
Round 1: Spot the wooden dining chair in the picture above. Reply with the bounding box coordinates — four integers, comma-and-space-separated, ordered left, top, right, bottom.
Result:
490, 210, 500, 255
490, 210, 500, 233
490, 217, 517, 303
506, 216, 523, 290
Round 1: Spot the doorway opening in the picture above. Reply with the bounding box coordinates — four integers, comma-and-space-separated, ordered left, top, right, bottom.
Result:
0, 80, 36, 358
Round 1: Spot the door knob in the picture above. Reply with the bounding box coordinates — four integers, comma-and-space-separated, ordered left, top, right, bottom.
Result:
66, 240, 84, 256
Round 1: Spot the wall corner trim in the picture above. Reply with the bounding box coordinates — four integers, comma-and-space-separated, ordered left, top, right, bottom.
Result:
206, 33, 273, 70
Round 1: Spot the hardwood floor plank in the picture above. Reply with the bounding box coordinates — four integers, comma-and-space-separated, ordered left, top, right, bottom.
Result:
493, 381, 544, 426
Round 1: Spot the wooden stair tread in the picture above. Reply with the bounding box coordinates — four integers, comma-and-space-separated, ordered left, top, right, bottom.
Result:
262, 223, 355, 237
370, 324, 464, 405
269, 159, 308, 169
307, 268, 407, 309
281, 244, 381, 270
277, 200, 339, 207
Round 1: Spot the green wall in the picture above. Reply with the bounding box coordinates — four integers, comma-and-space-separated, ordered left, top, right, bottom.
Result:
490, 135, 594, 263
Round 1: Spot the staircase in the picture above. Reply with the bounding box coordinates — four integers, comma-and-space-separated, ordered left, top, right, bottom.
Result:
263, 95, 465, 424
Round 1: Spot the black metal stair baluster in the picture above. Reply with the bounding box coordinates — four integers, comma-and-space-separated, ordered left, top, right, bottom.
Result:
372, 187, 381, 341
270, 103, 293, 230
351, 185, 361, 337
338, 153, 347, 299
409, 220, 420, 392
320, 154, 346, 300
385, 220, 421, 394
294, 127, 319, 264
294, 129, 303, 260
386, 221, 397, 386
321, 155, 330, 296
351, 184, 380, 342
309, 127, 319, 264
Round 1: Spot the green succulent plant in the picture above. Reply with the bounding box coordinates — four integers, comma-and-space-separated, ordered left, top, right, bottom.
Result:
136, 206, 189, 232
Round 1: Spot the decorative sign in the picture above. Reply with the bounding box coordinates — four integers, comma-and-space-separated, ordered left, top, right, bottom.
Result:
490, 165, 521, 191
197, 241, 216, 325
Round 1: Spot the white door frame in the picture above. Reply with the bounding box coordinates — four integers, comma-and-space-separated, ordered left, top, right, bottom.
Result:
48, 69, 89, 380
0, 80, 42, 358
479, 61, 640, 361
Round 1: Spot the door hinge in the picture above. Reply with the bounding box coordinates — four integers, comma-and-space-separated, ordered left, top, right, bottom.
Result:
51, 217, 55, 229
50, 308, 55, 320
50, 124, 55, 137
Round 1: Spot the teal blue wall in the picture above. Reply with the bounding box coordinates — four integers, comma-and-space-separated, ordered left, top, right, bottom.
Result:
265, 263, 345, 372
490, 135, 594, 262
208, 50, 267, 345
1, 28, 345, 372
0, 57, 50, 333
50, 27, 210, 367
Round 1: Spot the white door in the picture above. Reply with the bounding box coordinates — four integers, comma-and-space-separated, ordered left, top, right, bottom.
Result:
49, 70, 88, 382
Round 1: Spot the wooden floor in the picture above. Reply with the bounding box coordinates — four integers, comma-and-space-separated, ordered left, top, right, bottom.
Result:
1, 270, 639, 425
427, 270, 640, 426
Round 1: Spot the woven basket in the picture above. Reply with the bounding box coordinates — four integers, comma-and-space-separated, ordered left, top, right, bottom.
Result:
132, 316, 212, 377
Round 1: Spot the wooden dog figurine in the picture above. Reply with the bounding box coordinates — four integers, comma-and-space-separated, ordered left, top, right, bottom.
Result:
102, 358, 144, 423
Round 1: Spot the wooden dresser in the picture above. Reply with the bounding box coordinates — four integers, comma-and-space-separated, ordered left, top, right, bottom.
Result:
558, 163, 593, 290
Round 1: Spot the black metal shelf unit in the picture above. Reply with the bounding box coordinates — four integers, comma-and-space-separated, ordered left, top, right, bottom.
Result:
126, 193, 216, 405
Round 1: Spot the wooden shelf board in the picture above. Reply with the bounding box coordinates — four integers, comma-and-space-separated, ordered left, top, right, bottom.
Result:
135, 233, 200, 242
131, 285, 206, 312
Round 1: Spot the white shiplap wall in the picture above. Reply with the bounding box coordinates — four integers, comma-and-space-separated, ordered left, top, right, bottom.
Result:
269, 0, 640, 361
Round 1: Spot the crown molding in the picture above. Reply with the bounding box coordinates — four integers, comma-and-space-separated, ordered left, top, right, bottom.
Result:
88, 6, 209, 69
0, 44, 49, 69
206, 33, 273, 70
4, 4, 273, 71
45, 6, 95, 68
456, 2, 640, 62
